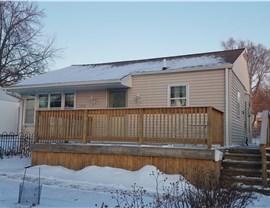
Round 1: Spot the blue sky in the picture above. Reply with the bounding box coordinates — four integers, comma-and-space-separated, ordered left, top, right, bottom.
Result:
38, 1, 270, 70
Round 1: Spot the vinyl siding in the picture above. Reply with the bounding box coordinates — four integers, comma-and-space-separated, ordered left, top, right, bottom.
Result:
232, 52, 249, 91
230, 71, 249, 145
128, 69, 225, 112
76, 91, 107, 108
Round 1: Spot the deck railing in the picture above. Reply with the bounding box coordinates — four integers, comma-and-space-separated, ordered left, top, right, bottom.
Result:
34, 106, 224, 148
260, 110, 270, 187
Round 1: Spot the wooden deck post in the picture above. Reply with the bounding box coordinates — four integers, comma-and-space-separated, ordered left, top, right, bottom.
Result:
82, 110, 88, 144
261, 144, 268, 187
207, 107, 213, 149
34, 111, 40, 144
138, 108, 144, 145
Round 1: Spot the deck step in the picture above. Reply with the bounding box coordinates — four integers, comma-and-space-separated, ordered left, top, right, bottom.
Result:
222, 160, 268, 169
224, 153, 262, 161
221, 167, 270, 178
225, 147, 270, 154
220, 147, 270, 195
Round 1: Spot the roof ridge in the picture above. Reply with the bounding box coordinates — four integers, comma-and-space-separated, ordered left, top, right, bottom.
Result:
71, 48, 245, 67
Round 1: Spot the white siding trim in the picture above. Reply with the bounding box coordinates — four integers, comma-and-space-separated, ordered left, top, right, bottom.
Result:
167, 83, 189, 107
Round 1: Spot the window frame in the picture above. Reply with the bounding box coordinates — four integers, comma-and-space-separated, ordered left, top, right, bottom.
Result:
64, 93, 75, 109
37, 93, 75, 110
108, 89, 127, 108
24, 95, 35, 124
167, 83, 189, 107
38, 94, 49, 109
50, 93, 62, 109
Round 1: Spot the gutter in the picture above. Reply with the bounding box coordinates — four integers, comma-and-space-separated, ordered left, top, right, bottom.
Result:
3, 79, 125, 92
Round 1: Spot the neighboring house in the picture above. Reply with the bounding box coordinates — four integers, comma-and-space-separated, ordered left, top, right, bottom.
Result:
5, 48, 251, 145
0, 88, 19, 133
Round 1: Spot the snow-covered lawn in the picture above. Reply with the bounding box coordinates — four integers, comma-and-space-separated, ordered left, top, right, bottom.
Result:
0, 156, 269, 208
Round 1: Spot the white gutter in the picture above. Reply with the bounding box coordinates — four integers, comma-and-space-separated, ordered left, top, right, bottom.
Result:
3, 79, 125, 92
225, 68, 229, 146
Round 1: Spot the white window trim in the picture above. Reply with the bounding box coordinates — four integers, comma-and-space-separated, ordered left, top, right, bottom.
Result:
23, 95, 36, 125
37, 93, 76, 110
107, 89, 128, 108
167, 83, 189, 107
38, 94, 49, 109
64, 93, 76, 109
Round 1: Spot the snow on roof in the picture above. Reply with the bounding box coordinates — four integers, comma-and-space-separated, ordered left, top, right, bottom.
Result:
13, 49, 244, 87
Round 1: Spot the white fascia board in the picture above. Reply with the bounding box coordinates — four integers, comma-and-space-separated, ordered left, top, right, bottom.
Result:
131, 63, 233, 76
4, 79, 125, 92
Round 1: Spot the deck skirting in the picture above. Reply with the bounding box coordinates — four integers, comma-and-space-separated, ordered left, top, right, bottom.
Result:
31, 144, 221, 183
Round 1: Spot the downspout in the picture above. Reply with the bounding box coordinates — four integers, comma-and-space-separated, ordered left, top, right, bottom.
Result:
225, 68, 229, 146
18, 96, 24, 133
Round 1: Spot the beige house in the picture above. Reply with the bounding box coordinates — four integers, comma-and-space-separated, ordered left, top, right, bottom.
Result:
5, 48, 250, 145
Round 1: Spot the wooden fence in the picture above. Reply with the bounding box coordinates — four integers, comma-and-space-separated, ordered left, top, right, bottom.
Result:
260, 110, 270, 187
35, 106, 224, 148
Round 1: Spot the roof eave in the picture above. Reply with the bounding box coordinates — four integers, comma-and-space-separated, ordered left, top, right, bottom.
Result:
4, 79, 129, 94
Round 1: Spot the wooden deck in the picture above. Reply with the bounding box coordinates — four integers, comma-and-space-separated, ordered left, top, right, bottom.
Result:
31, 143, 222, 184
34, 106, 224, 148
32, 106, 224, 184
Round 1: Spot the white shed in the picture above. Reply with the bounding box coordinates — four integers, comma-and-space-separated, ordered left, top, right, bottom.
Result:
0, 88, 19, 133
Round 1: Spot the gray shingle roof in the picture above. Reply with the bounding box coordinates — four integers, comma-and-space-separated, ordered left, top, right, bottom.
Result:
11, 48, 245, 88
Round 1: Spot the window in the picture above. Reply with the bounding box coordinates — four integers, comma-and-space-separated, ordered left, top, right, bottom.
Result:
237, 91, 241, 116
50, 94, 62, 108
24, 95, 35, 124
39, 94, 48, 108
169, 85, 188, 107
65, 93, 74, 108
37, 93, 75, 109
108, 90, 126, 107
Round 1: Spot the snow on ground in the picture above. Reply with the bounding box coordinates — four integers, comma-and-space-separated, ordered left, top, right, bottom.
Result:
0, 156, 269, 208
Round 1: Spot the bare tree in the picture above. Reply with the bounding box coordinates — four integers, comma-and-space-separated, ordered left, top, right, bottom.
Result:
0, 1, 59, 86
221, 38, 270, 96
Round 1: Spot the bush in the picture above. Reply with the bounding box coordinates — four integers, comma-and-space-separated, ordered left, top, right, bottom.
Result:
96, 169, 258, 208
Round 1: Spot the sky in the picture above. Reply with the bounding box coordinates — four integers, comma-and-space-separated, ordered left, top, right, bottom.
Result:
38, 1, 270, 71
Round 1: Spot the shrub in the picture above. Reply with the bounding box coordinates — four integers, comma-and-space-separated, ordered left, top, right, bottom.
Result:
96, 169, 258, 208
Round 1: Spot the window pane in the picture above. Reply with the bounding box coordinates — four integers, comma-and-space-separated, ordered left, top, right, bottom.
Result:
109, 91, 126, 107
39, 95, 48, 108
25, 109, 34, 123
25, 95, 35, 124
237, 91, 241, 116
171, 86, 186, 98
50, 94, 61, 108
65, 93, 74, 108
26, 95, 35, 109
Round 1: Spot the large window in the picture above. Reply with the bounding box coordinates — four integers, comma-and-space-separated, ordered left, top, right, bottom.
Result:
169, 84, 188, 107
25, 95, 35, 124
38, 93, 74, 109
108, 90, 126, 107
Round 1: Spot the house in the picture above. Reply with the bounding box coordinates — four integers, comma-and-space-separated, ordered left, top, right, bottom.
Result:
0, 88, 19, 133
5, 48, 250, 146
